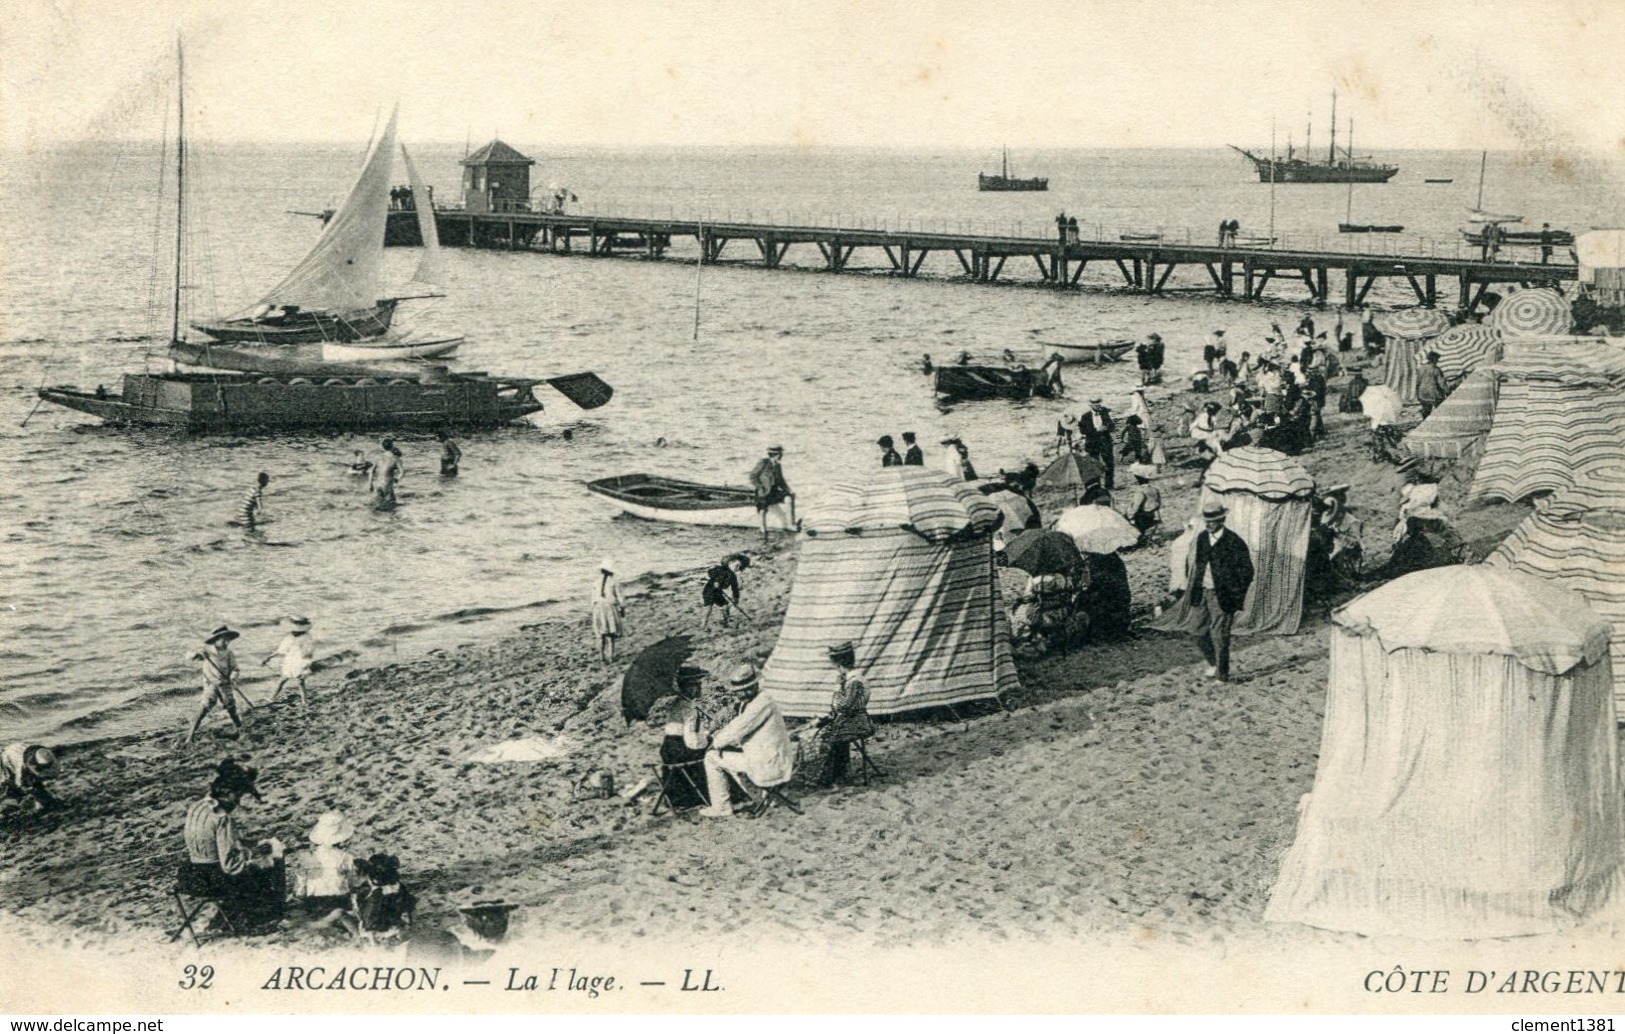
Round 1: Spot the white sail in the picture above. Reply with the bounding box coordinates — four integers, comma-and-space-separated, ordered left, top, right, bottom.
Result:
400, 142, 441, 289
248, 106, 398, 314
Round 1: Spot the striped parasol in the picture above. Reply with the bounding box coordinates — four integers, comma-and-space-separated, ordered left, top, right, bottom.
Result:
1487, 288, 1573, 336
1549, 466, 1625, 512
1429, 325, 1504, 383
1374, 307, 1451, 340
804, 467, 1001, 542
1402, 369, 1498, 459
1203, 446, 1315, 501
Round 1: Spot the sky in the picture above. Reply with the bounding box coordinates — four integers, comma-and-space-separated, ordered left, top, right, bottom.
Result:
3, 0, 1624, 156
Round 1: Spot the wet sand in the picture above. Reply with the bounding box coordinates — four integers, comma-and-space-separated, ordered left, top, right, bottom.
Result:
0, 362, 1538, 955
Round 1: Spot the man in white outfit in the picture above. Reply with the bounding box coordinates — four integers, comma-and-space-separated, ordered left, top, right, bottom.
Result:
700, 663, 795, 818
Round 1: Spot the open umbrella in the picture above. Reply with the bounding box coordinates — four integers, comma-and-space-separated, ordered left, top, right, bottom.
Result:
1003, 528, 1084, 577
620, 635, 694, 724
1429, 325, 1503, 383
1359, 384, 1405, 428
1487, 288, 1573, 336
985, 489, 1037, 531
1054, 504, 1140, 555
1374, 308, 1451, 340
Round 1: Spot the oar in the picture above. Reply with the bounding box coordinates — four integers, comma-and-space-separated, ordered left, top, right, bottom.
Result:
545, 372, 614, 410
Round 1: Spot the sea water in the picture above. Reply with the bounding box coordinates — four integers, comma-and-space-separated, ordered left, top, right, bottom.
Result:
0, 142, 1618, 742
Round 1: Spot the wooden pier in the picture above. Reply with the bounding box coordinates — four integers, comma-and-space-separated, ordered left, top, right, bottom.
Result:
385, 207, 1577, 314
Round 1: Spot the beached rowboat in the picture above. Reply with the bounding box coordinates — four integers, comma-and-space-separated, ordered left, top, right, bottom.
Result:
1041, 340, 1135, 364
933, 365, 1054, 401
586, 474, 762, 527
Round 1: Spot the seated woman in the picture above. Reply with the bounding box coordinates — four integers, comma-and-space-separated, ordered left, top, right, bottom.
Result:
291, 811, 360, 930
353, 853, 415, 940
180, 760, 285, 932
815, 642, 876, 787
657, 667, 712, 811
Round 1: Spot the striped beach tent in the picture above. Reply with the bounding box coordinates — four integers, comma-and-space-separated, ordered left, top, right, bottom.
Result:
760, 467, 1019, 717
1428, 324, 1503, 385
1489, 497, 1625, 720
1266, 566, 1624, 938
1381, 338, 1423, 404
1149, 447, 1314, 637
1401, 368, 1499, 460
1468, 337, 1625, 504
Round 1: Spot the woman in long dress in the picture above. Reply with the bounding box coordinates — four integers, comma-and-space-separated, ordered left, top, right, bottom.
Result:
656, 671, 711, 811
591, 559, 625, 662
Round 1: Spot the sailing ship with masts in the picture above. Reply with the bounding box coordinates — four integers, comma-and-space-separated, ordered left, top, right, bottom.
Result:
37, 40, 612, 432
1229, 90, 1399, 184
978, 147, 1048, 192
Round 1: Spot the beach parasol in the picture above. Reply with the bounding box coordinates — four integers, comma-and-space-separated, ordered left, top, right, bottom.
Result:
985, 489, 1037, 532
1429, 325, 1504, 383
1203, 446, 1315, 501
620, 635, 694, 724
1359, 385, 1405, 428
1054, 504, 1140, 555
1003, 529, 1084, 577
1487, 288, 1573, 336
1373, 308, 1451, 340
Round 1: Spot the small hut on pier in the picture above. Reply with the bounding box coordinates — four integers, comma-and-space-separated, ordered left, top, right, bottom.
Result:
461, 140, 535, 215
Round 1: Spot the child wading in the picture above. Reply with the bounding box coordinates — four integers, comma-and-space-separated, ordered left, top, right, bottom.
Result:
264, 615, 316, 705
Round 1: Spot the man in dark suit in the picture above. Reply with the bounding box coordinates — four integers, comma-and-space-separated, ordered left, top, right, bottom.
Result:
1186, 502, 1254, 682
1079, 398, 1117, 489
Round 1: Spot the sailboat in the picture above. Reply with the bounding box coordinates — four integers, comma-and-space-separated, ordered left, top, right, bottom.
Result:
186, 109, 449, 352
1230, 89, 1399, 184
37, 40, 611, 432
1337, 118, 1404, 233
978, 147, 1048, 192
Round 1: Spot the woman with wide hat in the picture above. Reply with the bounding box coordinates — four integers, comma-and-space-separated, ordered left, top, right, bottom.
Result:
180, 759, 285, 931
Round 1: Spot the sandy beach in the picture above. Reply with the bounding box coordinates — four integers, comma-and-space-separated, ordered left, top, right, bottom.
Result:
0, 364, 1542, 957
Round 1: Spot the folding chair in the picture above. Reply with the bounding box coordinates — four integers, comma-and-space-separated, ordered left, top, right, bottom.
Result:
847, 738, 884, 786
170, 866, 235, 948
650, 759, 709, 818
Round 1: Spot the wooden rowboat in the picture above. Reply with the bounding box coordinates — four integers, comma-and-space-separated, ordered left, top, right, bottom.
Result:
933, 365, 1053, 401
1041, 340, 1135, 364
586, 474, 762, 527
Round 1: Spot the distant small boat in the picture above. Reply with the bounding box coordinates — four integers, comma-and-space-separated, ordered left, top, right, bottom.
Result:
1042, 340, 1135, 364
322, 335, 463, 362
586, 474, 761, 527
1424, 178, 1454, 184
1338, 223, 1405, 234
1231, 235, 1278, 248
978, 147, 1048, 192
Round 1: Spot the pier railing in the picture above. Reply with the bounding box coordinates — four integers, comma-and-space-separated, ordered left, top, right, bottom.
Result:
434, 201, 1568, 266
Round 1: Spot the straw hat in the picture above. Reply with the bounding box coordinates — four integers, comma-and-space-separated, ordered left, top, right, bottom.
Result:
826, 641, 857, 666
1201, 503, 1228, 520
725, 662, 760, 690
22, 746, 56, 778
286, 615, 312, 631
204, 624, 240, 645
766, 445, 784, 456
309, 811, 355, 847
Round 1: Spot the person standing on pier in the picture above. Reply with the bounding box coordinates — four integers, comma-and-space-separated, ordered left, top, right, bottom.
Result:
877, 436, 903, 468
901, 431, 924, 466
749, 445, 797, 544
1540, 223, 1554, 264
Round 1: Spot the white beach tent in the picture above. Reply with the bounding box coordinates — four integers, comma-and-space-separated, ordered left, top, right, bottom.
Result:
1266, 566, 1624, 939
759, 467, 1020, 717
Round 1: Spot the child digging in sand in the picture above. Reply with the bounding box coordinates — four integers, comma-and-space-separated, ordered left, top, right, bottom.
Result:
263, 615, 316, 705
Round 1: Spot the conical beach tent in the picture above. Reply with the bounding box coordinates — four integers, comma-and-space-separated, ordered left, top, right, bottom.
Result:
1468, 337, 1625, 503
1488, 486, 1625, 720
1266, 566, 1624, 939
1149, 447, 1314, 636
760, 467, 1019, 716
1401, 368, 1498, 460
1032, 451, 1106, 525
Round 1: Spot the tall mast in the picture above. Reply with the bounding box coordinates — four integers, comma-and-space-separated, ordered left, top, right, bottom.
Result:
1002, 146, 1009, 179
171, 36, 186, 345
1328, 89, 1338, 166
1345, 118, 1354, 223
1269, 119, 1277, 241
1475, 150, 1488, 211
